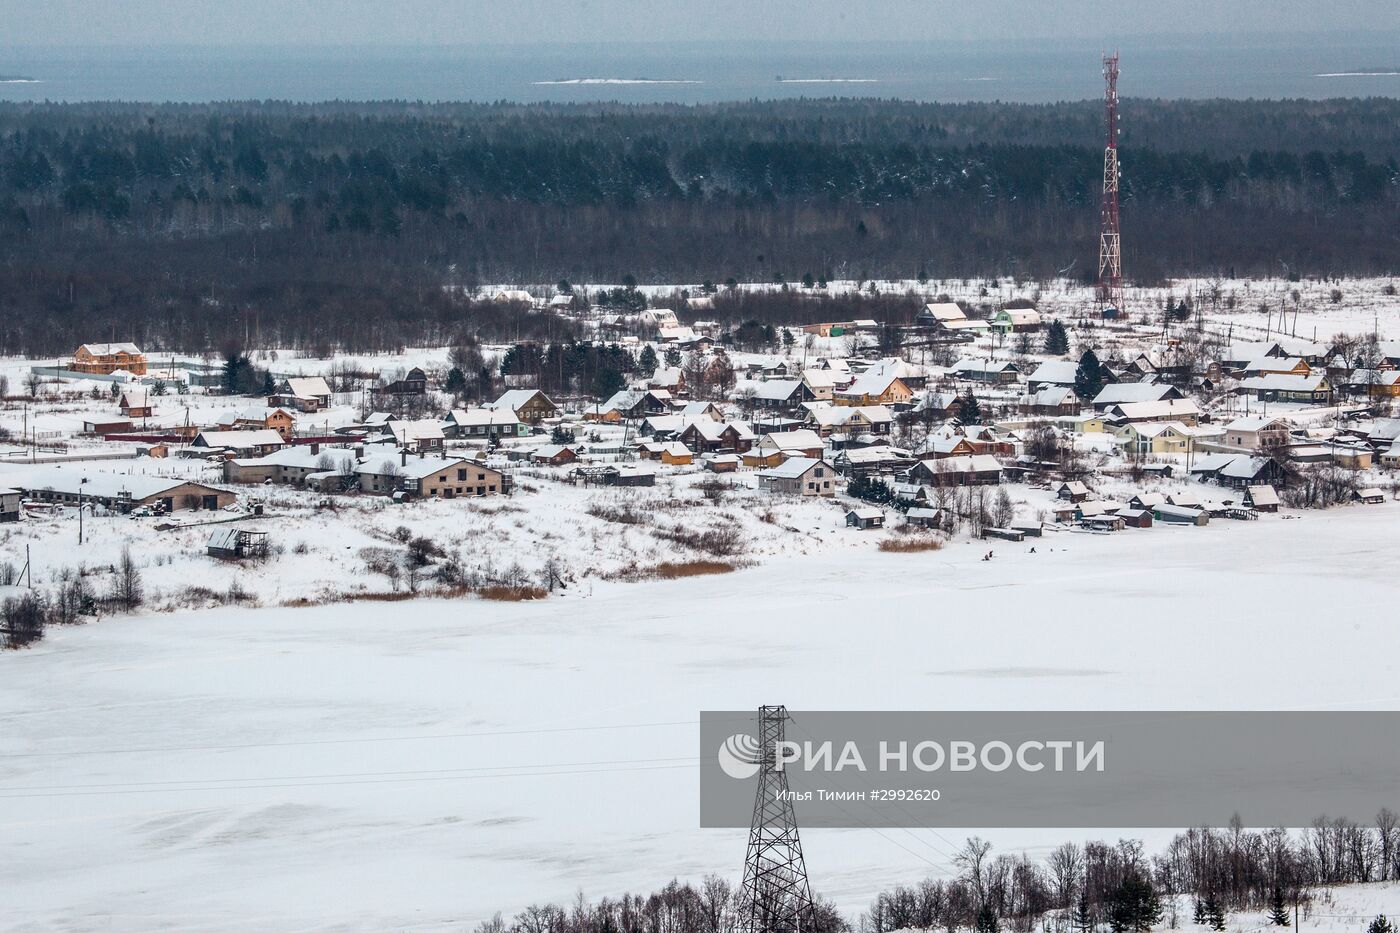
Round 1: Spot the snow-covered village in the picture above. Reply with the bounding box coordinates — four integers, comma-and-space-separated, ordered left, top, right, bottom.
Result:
6, 4, 1400, 932
4, 277, 1400, 611
6, 275, 1400, 929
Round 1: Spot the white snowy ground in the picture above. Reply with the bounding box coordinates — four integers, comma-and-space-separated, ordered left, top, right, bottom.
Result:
3, 503, 1400, 931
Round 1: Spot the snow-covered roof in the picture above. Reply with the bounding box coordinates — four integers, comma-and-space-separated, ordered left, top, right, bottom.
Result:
1110, 399, 1202, 420
195, 429, 286, 449
1188, 453, 1240, 474
1092, 383, 1179, 405
846, 506, 884, 520
1239, 373, 1327, 392
924, 454, 1002, 472
1027, 361, 1080, 385
759, 429, 823, 452
953, 358, 1017, 375
649, 367, 684, 388
229, 444, 362, 470
640, 441, 692, 457
1244, 356, 1307, 372
281, 376, 332, 399
923, 302, 966, 321
736, 379, 803, 402
491, 389, 553, 412
757, 456, 829, 479
390, 419, 445, 443
1222, 341, 1282, 362
684, 420, 756, 442
839, 371, 905, 398
79, 342, 142, 356
0, 465, 216, 500
1246, 484, 1280, 506
1225, 416, 1290, 432
357, 454, 475, 480
1023, 386, 1076, 406
448, 408, 521, 427
997, 309, 1042, 325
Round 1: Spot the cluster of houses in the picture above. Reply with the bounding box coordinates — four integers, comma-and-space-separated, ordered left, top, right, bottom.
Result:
19, 306, 1400, 534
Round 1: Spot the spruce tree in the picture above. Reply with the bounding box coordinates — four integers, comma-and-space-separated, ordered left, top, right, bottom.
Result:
1368, 917, 1395, 933
1074, 891, 1096, 933
975, 903, 1000, 933
960, 393, 983, 424
637, 344, 658, 377
1204, 894, 1226, 932
1044, 319, 1071, 355
1266, 888, 1290, 927
1193, 900, 1206, 926
1074, 349, 1105, 400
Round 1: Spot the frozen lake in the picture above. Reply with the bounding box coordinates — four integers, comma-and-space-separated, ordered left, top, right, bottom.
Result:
2, 504, 1398, 931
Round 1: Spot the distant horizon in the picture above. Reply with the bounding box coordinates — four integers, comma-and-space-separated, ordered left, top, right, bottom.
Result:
4, 29, 1400, 49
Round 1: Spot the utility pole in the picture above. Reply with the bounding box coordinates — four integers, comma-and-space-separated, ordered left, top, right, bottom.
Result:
77, 477, 88, 545
737, 705, 814, 933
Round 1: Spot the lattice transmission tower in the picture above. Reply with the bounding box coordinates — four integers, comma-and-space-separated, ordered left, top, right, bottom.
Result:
737, 705, 815, 933
1097, 52, 1123, 319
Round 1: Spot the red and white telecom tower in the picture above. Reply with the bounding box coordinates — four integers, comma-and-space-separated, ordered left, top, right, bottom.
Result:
1097, 52, 1123, 319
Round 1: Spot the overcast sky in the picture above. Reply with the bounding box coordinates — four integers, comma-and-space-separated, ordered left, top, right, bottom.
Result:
3, 0, 1398, 45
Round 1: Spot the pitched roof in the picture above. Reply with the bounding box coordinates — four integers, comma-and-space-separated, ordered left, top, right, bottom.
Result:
0, 464, 221, 500
1239, 373, 1327, 392
759, 429, 823, 451
757, 456, 830, 479
281, 376, 332, 398
389, 419, 445, 443
79, 342, 142, 355
1225, 416, 1290, 432
922, 302, 966, 321
1110, 399, 1202, 420
448, 407, 521, 427
194, 429, 286, 449
1092, 382, 1179, 405
737, 379, 803, 402
1028, 361, 1080, 385
952, 358, 1018, 375
491, 389, 554, 412
1246, 484, 1280, 506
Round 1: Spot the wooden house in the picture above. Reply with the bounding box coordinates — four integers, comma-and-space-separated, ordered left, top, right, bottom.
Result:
378, 367, 429, 396
756, 457, 837, 497
491, 389, 559, 424
906, 454, 1002, 487
679, 420, 755, 455
638, 441, 694, 465
117, 388, 152, 418
1223, 417, 1291, 452
72, 342, 146, 376
531, 445, 579, 466
1243, 485, 1280, 513
845, 507, 885, 529
269, 377, 333, 413
0, 487, 21, 523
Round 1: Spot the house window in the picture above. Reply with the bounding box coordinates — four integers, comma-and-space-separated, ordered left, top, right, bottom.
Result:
457, 469, 467, 481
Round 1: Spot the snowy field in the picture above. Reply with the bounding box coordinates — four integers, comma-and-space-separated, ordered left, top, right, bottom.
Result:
4, 504, 1400, 931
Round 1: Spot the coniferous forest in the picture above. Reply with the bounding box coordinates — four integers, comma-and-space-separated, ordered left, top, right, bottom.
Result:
0, 97, 1397, 355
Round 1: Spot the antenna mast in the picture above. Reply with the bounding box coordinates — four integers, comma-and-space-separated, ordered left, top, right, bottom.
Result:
1097, 52, 1123, 320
